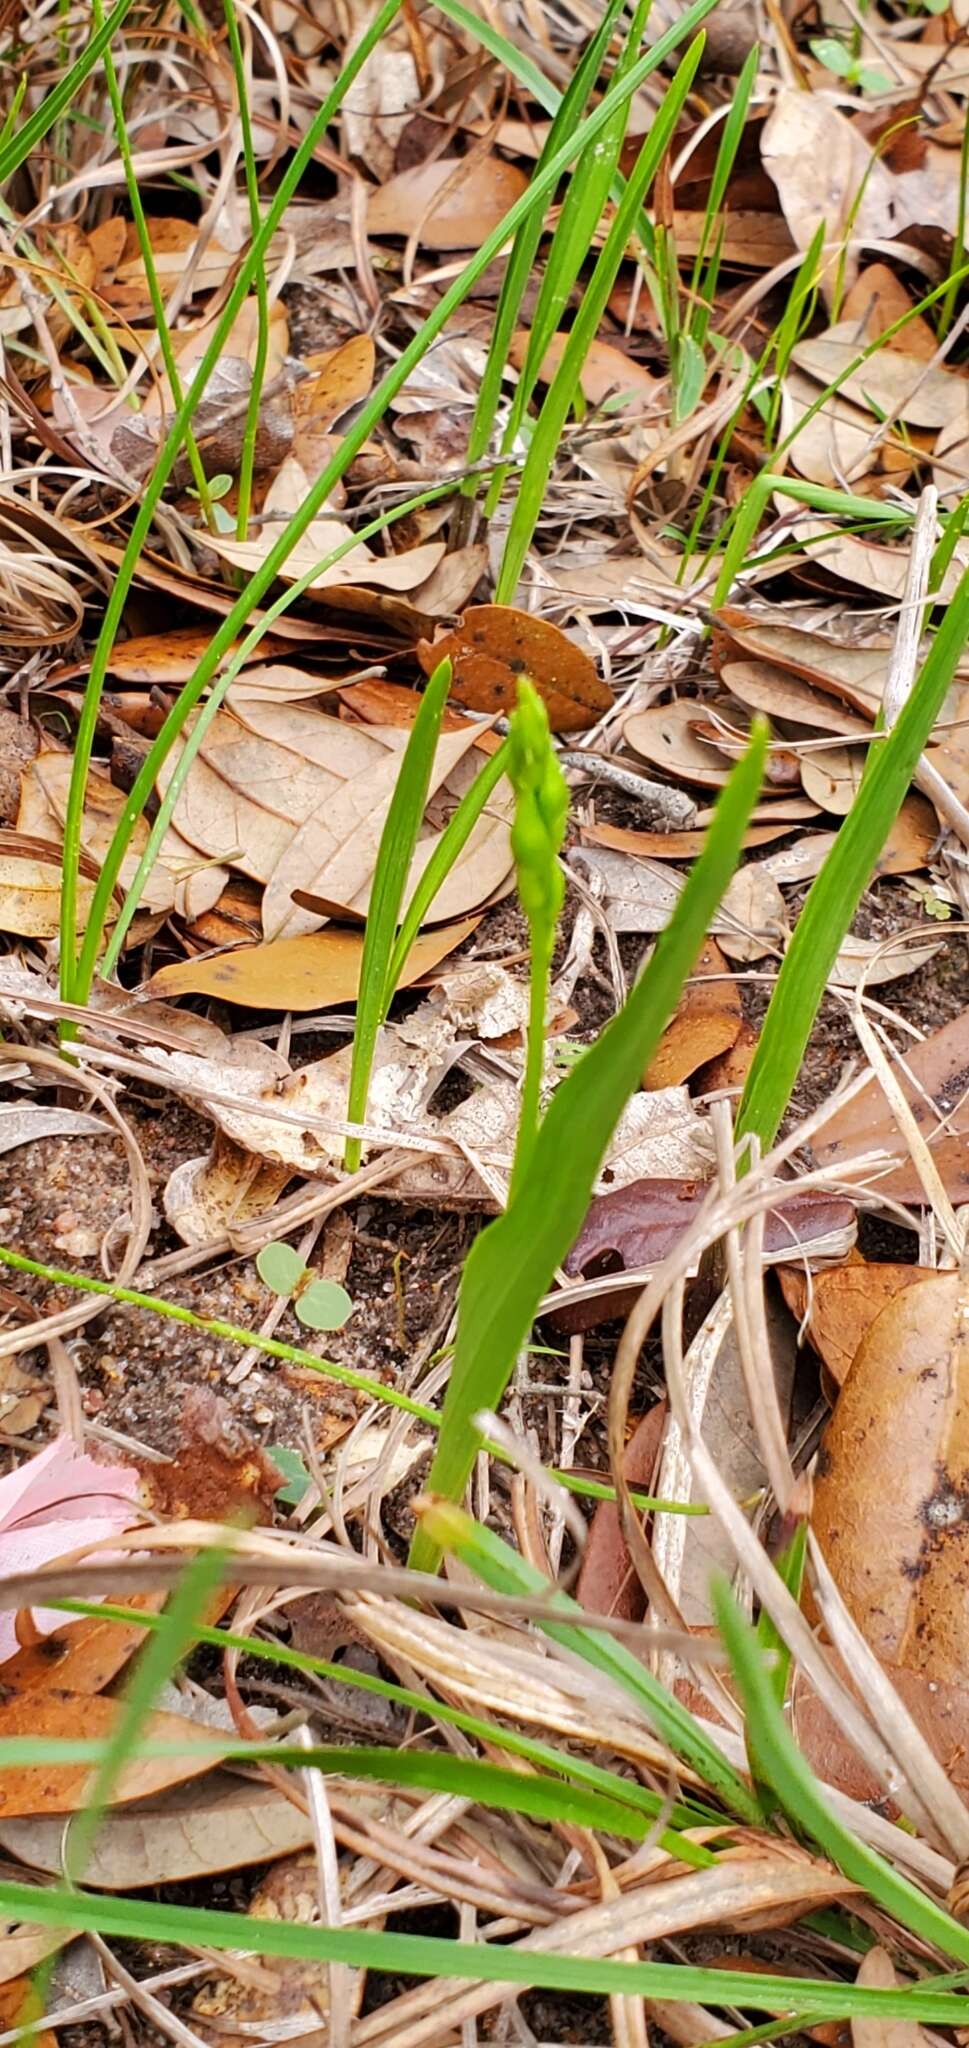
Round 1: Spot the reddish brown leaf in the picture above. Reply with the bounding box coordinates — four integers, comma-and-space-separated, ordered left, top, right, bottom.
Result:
576, 1402, 667, 1623
811, 1008, 969, 1202
418, 604, 611, 732
643, 939, 742, 1089
811, 1267, 969, 1682
777, 1258, 937, 1387
0, 1592, 165, 1695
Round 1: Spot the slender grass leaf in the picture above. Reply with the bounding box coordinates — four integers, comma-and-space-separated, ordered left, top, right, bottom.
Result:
382, 740, 510, 1009
0, 0, 139, 185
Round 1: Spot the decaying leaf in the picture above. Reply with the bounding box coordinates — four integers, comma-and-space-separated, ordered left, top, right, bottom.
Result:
0, 1594, 165, 1696
509, 329, 659, 409
624, 699, 734, 787
576, 1403, 667, 1622
811, 1268, 969, 1682
777, 1258, 937, 1388
418, 604, 611, 732
812, 1007, 969, 1201
0, 1773, 314, 1888
368, 155, 530, 248
761, 90, 895, 295
164, 1136, 295, 1247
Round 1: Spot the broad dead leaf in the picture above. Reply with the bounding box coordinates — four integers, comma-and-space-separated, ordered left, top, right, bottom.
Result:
0, 1773, 314, 1889
793, 324, 969, 433
624, 700, 735, 787
800, 744, 868, 815
0, 1693, 221, 1815
761, 91, 895, 296
782, 367, 882, 489
812, 1007, 969, 1201
104, 628, 291, 683
644, 939, 742, 1087
368, 156, 529, 248
777, 1259, 937, 1388
419, 604, 611, 732
841, 264, 938, 360
722, 661, 871, 738
149, 913, 481, 1011
581, 820, 793, 859
0, 1593, 165, 1695
712, 610, 888, 717
811, 1268, 969, 1681
209, 457, 446, 595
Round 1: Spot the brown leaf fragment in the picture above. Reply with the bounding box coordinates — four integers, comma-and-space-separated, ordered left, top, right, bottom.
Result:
419, 604, 611, 732
0, 1592, 165, 1696
581, 820, 791, 860
851, 1945, 930, 2048
0, 1694, 221, 1815
811, 1007, 969, 1202
777, 1259, 937, 1387
644, 939, 742, 1087
811, 1267, 969, 1682
576, 1403, 667, 1622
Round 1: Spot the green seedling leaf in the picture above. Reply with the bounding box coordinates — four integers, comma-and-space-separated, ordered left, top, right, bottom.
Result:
857, 64, 893, 90
294, 1281, 353, 1332
409, 723, 768, 1573
270, 1445, 312, 1507
810, 35, 854, 72
256, 1242, 306, 1297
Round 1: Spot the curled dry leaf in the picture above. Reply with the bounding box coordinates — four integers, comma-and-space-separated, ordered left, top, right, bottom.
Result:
712, 610, 888, 718
164, 1135, 294, 1248
721, 661, 871, 738
777, 1258, 937, 1388
580, 819, 792, 861
419, 604, 611, 732
0, 1773, 314, 1890
811, 1006, 969, 1201
811, 1267, 969, 1682
644, 939, 742, 1088
368, 155, 530, 248
208, 457, 446, 595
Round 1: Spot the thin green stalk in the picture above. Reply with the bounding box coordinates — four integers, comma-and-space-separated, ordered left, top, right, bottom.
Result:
737, 564, 969, 1151
940, 114, 969, 339
688, 55, 758, 348
6, 1882, 969, 2015
221, 0, 269, 538
382, 740, 510, 1010
495, 34, 704, 601
92, 0, 215, 527
507, 684, 568, 1190
0, 1245, 692, 1519
0, 0, 140, 185
344, 658, 453, 1171
63, 0, 725, 1008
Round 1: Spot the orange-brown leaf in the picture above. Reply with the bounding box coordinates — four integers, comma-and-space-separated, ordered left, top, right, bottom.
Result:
149, 915, 480, 1011
419, 604, 611, 732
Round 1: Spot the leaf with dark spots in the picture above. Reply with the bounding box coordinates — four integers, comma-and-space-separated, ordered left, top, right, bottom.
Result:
549, 1179, 856, 1330
778, 1258, 937, 1388
417, 604, 611, 733
811, 1007, 969, 1202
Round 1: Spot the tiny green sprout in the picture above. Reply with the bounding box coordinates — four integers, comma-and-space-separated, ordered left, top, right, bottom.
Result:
269, 1443, 312, 1506
809, 35, 892, 91
256, 1242, 353, 1332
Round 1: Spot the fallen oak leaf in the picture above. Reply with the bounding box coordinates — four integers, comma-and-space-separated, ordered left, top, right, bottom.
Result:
811, 1006, 969, 1202
418, 604, 611, 733
368, 155, 530, 249
0, 1773, 315, 1890
0, 1693, 223, 1816
643, 938, 742, 1088
148, 914, 482, 1012
777, 1258, 937, 1389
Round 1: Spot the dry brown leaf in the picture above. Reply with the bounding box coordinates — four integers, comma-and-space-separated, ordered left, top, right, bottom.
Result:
624, 700, 735, 787
841, 264, 938, 360
0, 1593, 165, 1696
782, 520, 969, 603
782, 367, 882, 488
210, 457, 445, 594
368, 155, 529, 248
103, 628, 290, 683
419, 604, 611, 732
0, 1774, 314, 1889
811, 1267, 969, 1681
812, 1007, 969, 1202
645, 939, 741, 1088
712, 610, 889, 716
149, 913, 481, 1011
761, 91, 896, 295
509, 329, 659, 409
777, 1259, 937, 1387
655, 209, 795, 268
576, 1403, 668, 1622
722, 661, 872, 738
829, 934, 942, 988
0, 1936, 71, 1997
793, 1656, 969, 1809
0, 1693, 221, 1815
581, 819, 793, 859
800, 745, 868, 814
793, 324, 969, 432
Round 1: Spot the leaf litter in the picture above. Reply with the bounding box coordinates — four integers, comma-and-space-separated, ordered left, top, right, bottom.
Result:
1, 0, 969, 2033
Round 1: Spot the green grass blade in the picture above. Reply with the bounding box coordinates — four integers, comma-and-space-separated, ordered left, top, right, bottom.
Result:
465, 0, 631, 484
409, 722, 768, 1571
713, 1577, 969, 1965
496, 34, 704, 601
65, 0, 733, 1007
382, 740, 510, 1010
222, 0, 270, 538
57, 1599, 717, 1855
0, 0, 139, 185
10, 1881, 969, 2013
417, 1502, 762, 1821
688, 43, 758, 326
344, 657, 452, 1171
737, 565, 969, 1150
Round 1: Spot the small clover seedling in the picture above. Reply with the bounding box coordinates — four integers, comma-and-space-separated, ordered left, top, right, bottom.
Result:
256, 1241, 353, 1332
